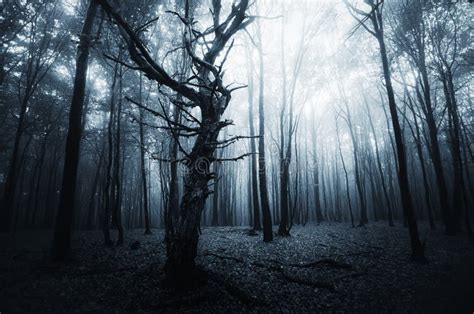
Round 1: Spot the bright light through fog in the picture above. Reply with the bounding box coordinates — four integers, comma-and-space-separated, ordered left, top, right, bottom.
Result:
62, 0, 79, 15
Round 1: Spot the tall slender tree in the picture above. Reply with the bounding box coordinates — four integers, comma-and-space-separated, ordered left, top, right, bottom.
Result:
391, 1, 451, 233
255, 12, 273, 242
345, 0, 424, 259
138, 75, 152, 235
1, 3, 65, 232
245, 52, 261, 231
52, 0, 98, 260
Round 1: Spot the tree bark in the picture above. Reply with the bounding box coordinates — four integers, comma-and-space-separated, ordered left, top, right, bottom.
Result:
97, 0, 254, 286
341, 103, 367, 227
112, 64, 124, 245
138, 76, 152, 235
376, 29, 424, 259
336, 117, 355, 227
311, 123, 324, 223
86, 149, 104, 229
211, 156, 219, 226
366, 103, 394, 226
52, 0, 97, 259
247, 63, 261, 231
164, 118, 220, 285
256, 20, 273, 242
407, 94, 435, 229
345, 0, 424, 258
102, 62, 118, 247
442, 68, 465, 234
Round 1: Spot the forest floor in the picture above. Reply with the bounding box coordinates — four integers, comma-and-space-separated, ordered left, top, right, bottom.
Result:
1, 222, 474, 313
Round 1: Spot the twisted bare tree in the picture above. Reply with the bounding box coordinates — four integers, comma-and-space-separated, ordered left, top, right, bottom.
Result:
97, 0, 255, 285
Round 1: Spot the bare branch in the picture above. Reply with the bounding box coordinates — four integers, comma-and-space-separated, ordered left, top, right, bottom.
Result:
215, 152, 255, 162
135, 16, 160, 34
97, 0, 204, 104
103, 53, 142, 70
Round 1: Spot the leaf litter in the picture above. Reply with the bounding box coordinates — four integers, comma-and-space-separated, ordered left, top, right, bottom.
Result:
1, 222, 473, 312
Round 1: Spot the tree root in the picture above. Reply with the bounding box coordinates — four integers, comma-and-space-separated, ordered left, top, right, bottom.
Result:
280, 269, 367, 291
202, 252, 269, 269
203, 252, 250, 264
75, 266, 137, 276
206, 271, 262, 306
202, 251, 352, 270
270, 258, 352, 270
202, 251, 364, 291
333, 270, 366, 281
246, 229, 259, 236
280, 271, 335, 290
327, 233, 384, 251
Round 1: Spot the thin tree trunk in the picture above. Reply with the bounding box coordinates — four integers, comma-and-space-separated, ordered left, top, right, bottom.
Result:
311, 125, 324, 223
112, 64, 124, 245
211, 156, 219, 226
376, 27, 424, 259
138, 76, 152, 235
442, 69, 468, 235
256, 19, 273, 242
343, 106, 367, 226
86, 150, 104, 229
102, 62, 119, 247
366, 103, 394, 226
407, 94, 435, 229
246, 60, 261, 231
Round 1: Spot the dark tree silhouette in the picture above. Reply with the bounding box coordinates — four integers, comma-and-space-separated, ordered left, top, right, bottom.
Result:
52, 0, 98, 260
96, 0, 254, 284
345, 0, 424, 259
